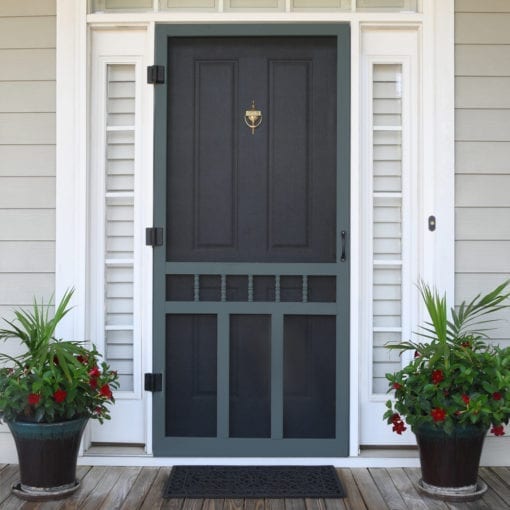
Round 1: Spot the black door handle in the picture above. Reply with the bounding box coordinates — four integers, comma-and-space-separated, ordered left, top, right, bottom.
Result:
340, 230, 347, 262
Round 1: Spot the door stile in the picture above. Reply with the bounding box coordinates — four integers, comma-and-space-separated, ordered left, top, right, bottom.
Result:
270, 313, 284, 440
217, 312, 230, 439
334, 28, 351, 452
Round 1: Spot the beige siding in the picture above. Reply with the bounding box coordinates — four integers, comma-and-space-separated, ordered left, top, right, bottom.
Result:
0, 0, 55, 16
0, 0, 56, 317
455, 1, 510, 312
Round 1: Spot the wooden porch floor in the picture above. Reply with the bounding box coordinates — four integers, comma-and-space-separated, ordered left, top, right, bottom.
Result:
1, 466, 510, 510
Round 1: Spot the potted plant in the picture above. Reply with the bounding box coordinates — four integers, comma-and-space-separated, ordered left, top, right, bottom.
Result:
384, 281, 510, 502
0, 290, 119, 501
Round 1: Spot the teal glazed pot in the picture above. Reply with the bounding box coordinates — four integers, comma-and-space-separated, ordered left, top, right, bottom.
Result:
8, 417, 88, 501
414, 423, 488, 501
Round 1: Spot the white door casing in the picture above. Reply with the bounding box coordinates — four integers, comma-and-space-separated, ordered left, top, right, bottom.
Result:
54, 0, 454, 455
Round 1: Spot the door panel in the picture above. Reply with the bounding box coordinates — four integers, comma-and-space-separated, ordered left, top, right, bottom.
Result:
165, 314, 217, 437
283, 315, 336, 439
229, 315, 271, 438
167, 37, 337, 263
153, 24, 350, 457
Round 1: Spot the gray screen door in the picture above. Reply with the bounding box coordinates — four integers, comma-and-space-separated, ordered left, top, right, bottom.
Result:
153, 25, 350, 457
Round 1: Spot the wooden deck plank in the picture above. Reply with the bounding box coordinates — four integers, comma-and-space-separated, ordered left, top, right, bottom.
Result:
304, 498, 324, 510
335, 470, 366, 510
1, 467, 510, 510
368, 468, 407, 510
98, 466, 141, 509
284, 499, 305, 510
401, 468, 449, 510
479, 467, 510, 503
322, 498, 347, 510
140, 467, 172, 510
265, 498, 285, 510
56, 465, 106, 510
445, 498, 490, 510
120, 467, 160, 510
223, 499, 244, 510
22, 466, 94, 510
489, 467, 510, 488
477, 468, 510, 509
0, 466, 20, 506
0, 498, 38, 510
79, 466, 124, 510
244, 498, 264, 510
462, 468, 508, 510
162, 497, 185, 510
182, 499, 206, 510
202, 498, 225, 510
385, 468, 430, 510
350, 469, 389, 510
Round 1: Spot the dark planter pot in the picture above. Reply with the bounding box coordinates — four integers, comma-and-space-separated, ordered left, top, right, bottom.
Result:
8, 417, 88, 501
414, 423, 488, 501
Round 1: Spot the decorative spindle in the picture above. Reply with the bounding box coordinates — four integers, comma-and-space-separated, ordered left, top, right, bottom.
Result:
194, 274, 200, 302
248, 275, 254, 302
302, 275, 308, 303
221, 274, 227, 302
275, 275, 280, 303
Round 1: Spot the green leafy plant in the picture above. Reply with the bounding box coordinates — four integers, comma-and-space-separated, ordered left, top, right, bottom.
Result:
384, 281, 510, 436
0, 290, 118, 424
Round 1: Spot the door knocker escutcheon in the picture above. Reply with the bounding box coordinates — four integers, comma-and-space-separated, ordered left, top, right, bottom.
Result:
244, 100, 262, 134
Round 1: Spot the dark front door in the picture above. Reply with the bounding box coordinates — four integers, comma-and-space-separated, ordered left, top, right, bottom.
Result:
153, 25, 350, 457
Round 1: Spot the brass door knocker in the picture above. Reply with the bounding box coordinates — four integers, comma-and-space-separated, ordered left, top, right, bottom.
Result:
244, 100, 262, 134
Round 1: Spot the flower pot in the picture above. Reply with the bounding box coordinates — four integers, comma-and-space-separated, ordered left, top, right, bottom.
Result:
414, 423, 488, 501
8, 417, 88, 501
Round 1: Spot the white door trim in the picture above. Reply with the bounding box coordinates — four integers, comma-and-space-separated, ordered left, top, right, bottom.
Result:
54, 0, 455, 461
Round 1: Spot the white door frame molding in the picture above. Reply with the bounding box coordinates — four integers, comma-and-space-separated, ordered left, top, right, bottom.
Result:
54, 0, 455, 462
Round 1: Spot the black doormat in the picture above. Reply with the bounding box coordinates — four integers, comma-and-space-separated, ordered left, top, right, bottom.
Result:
163, 465, 345, 499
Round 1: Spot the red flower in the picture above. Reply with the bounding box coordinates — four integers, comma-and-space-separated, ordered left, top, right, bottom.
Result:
76, 355, 88, 364
493, 392, 502, 401
389, 413, 407, 434
462, 394, 470, 405
414, 350, 420, 358
53, 355, 59, 365
390, 413, 402, 424
431, 408, 446, 422
89, 378, 98, 389
431, 370, 444, 384
53, 389, 67, 403
392, 382, 402, 390
27, 393, 40, 405
89, 366, 101, 378
99, 384, 112, 399
491, 424, 505, 436
392, 421, 407, 435
461, 340, 471, 349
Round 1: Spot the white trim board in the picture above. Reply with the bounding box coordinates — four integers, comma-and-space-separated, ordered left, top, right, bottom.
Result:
51, 1, 456, 464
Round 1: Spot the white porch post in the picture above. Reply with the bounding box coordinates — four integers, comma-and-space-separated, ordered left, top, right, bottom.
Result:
55, 0, 88, 341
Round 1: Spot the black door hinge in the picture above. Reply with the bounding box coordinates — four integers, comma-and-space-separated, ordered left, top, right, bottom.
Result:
145, 227, 164, 247
147, 65, 165, 84
144, 373, 163, 392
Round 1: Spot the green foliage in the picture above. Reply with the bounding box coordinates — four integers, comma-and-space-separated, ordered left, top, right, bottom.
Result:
0, 290, 119, 424
384, 281, 510, 436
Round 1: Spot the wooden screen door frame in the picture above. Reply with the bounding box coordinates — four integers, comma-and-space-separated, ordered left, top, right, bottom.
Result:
152, 23, 350, 457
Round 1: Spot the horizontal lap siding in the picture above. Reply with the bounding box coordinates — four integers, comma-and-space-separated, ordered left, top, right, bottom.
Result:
455, 2, 510, 320
0, 1, 56, 326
